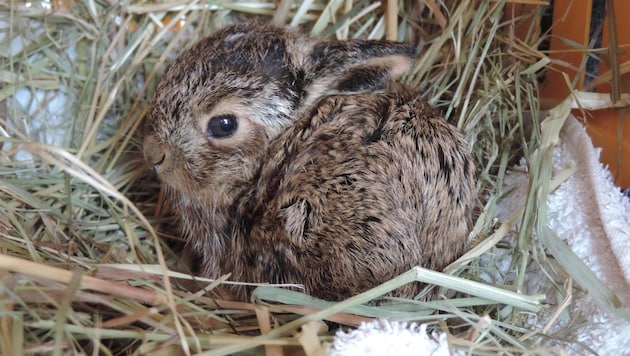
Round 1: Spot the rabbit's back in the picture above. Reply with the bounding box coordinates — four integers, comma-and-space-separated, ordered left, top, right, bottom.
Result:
226, 88, 474, 300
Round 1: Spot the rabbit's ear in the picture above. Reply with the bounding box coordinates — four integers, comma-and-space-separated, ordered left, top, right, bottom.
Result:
302, 40, 416, 104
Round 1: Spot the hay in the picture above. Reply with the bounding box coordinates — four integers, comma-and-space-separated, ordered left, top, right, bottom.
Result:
0, 0, 625, 354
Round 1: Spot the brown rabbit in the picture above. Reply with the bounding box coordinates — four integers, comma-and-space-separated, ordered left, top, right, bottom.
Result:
141, 23, 475, 302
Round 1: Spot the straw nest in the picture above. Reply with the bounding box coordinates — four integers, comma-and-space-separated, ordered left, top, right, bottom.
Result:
1, 0, 627, 354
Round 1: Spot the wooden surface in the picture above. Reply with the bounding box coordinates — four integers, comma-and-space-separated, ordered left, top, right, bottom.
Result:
539, 0, 592, 101
589, 0, 630, 186
536, 0, 629, 187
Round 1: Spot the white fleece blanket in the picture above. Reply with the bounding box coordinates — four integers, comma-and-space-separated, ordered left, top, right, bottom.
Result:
329, 115, 630, 354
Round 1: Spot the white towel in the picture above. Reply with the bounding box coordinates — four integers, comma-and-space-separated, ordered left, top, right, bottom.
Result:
499, 114, 630, 353
328, 319, 456, 356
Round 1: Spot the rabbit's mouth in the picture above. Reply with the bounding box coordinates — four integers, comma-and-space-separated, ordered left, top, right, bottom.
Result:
143, 135, 165, 169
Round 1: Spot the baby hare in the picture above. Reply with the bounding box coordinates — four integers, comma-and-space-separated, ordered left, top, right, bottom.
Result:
141, 23, 475, 301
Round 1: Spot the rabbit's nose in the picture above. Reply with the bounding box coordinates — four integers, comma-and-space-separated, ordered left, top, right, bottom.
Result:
143, 136, 168, 172
149, 152, 166, 169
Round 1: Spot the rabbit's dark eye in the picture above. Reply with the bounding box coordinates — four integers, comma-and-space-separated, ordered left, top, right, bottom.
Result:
207, 115, 238, 138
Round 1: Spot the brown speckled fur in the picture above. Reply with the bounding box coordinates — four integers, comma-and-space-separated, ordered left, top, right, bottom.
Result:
141, 23, 475, 301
